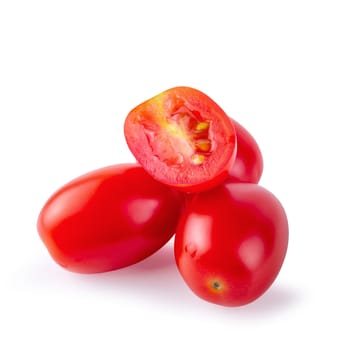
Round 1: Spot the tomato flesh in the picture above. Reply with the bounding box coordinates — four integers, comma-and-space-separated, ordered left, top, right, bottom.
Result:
175, 182, 288, 306
124, 87, 236, 192
37, 164, 183, 273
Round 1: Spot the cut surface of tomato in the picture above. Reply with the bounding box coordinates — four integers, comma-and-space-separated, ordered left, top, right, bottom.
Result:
124, 87, 236, 192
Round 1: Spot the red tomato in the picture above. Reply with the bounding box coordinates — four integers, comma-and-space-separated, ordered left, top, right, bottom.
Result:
229, 119, 263, 184
37, 164, 183, 273
175, 182, 288, 306
124, 87, 237, 192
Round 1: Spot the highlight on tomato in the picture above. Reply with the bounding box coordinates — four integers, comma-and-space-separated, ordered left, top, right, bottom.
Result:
37, 164, 183, 273
174, 181, 288, 307
124, 86, 237, 192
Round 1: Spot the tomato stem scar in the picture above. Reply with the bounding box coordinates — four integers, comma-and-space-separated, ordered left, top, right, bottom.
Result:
212, 281, 222, 290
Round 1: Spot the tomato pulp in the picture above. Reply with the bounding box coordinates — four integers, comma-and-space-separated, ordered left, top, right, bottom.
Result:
124, 87, 237, 192
37, 164, 183, 273
175, 182, 288, 306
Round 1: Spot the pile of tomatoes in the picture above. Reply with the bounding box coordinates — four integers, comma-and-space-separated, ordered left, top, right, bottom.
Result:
37, 87, 288, 307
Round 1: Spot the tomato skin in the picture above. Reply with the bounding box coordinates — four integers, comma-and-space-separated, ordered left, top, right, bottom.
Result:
175, 182, 288, 306
229, 119, 264, 184
37, 164, 183, 273
124, 86, 237, 193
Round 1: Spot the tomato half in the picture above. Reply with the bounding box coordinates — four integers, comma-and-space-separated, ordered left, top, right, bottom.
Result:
37, 164, 183, 273
229, 119, 263, 184
124, 87, 237, 192
175, 182, 288, 306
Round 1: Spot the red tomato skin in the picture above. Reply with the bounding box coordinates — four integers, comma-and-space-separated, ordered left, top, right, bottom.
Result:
37, 164, 183, 273
124, 86, 237, 193
175, 182, 288, 307
229, 119, 264, 184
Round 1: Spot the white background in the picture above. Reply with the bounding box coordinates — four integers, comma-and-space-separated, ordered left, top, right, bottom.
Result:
1, 0, 349, 349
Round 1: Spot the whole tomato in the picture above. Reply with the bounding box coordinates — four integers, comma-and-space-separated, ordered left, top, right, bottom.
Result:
37, 164, 183, 273
229, 119, 263, 184
124, 86, 237, 192
175, 182, 288, 306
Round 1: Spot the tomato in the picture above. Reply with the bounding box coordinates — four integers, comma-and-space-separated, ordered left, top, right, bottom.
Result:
229, 119, 263, 184
174, 182, 288, 306
37, 164, 183, 273
124, 86, 237, 192
182, 119, 264, 208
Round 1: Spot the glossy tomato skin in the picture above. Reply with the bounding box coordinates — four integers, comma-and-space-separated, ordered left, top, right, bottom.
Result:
175, 182, 288, 306
229, 119, 263, 184
124, 86, 237, 193
37, 164, 183, 273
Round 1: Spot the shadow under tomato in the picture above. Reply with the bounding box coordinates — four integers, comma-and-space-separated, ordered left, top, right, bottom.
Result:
231, 284, 302, 317
75, 241, 302, 316
29, 240, 303, 317
74, 239, 194, 307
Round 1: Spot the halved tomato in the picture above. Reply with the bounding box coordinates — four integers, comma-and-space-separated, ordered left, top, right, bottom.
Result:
124, 87, 237, 192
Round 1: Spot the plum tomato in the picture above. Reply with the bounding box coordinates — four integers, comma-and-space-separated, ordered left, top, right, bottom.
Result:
229, 119, 263, 184
37, 164, 183, 273
174, 182, 288, 306
124, 86, 237, 192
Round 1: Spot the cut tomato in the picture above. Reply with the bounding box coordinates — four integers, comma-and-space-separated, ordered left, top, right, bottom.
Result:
124, 87, 237, 192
